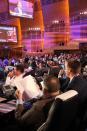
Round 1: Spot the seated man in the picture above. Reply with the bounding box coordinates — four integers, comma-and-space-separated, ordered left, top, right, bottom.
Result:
15, 76, 61, 130
64, 59, 87, 104
5, 64, 24, 90
5, 64, 42, 100
21, 74, 43, 100
5, 69, 15, 86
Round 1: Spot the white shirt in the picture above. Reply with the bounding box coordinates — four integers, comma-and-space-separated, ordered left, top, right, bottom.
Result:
5, 74, 24, 93
6, 74, 43, 100
13, 74, 24, 93
21, 75, 43, 100
5, 76, 15, 87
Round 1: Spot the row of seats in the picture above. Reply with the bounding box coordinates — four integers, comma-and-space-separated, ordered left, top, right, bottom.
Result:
37, 90, 86, 131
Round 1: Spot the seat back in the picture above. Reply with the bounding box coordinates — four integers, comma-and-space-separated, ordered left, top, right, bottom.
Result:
37, 90, 78, 131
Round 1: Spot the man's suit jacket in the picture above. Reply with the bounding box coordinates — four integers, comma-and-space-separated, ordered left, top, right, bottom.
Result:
65, 75, 87, 104
15, 96, 55, 129
59, 77, 70, 92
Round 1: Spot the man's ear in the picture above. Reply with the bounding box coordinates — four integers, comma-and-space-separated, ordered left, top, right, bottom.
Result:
77, 67, 81, 74
68, 68, 72, 74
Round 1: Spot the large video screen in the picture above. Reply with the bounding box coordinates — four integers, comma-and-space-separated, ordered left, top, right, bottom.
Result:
8, 0, 33, 18
0, 26, 17, 43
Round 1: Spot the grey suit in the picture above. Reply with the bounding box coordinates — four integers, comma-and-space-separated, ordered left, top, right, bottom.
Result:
15, 97, 55, 129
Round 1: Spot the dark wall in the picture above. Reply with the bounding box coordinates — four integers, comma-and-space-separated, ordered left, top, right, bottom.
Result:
69, 0, 87, 16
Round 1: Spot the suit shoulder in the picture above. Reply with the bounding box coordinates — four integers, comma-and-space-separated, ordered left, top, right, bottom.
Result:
33, 98, 53, 111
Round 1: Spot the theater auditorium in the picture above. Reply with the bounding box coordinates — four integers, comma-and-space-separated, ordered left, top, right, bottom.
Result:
0, 0, 87, 131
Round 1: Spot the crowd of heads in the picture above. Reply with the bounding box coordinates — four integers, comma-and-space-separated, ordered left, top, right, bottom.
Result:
0, 52, 87, 82
1, 52, 87, 131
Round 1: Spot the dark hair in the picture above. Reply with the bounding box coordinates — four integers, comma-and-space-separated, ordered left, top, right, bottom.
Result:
66, 59, 81, 74
44, 76, 60, 93
15, 64, 24, 73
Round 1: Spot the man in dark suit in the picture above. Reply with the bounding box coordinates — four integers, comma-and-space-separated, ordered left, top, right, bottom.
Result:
15, 76, 61, 130
64, 59, 87, 104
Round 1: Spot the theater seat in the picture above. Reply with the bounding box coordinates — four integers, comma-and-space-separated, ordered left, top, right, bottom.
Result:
37, 90, 78, 131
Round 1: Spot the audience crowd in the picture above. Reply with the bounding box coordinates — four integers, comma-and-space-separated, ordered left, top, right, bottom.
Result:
0, 53, 87, 131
